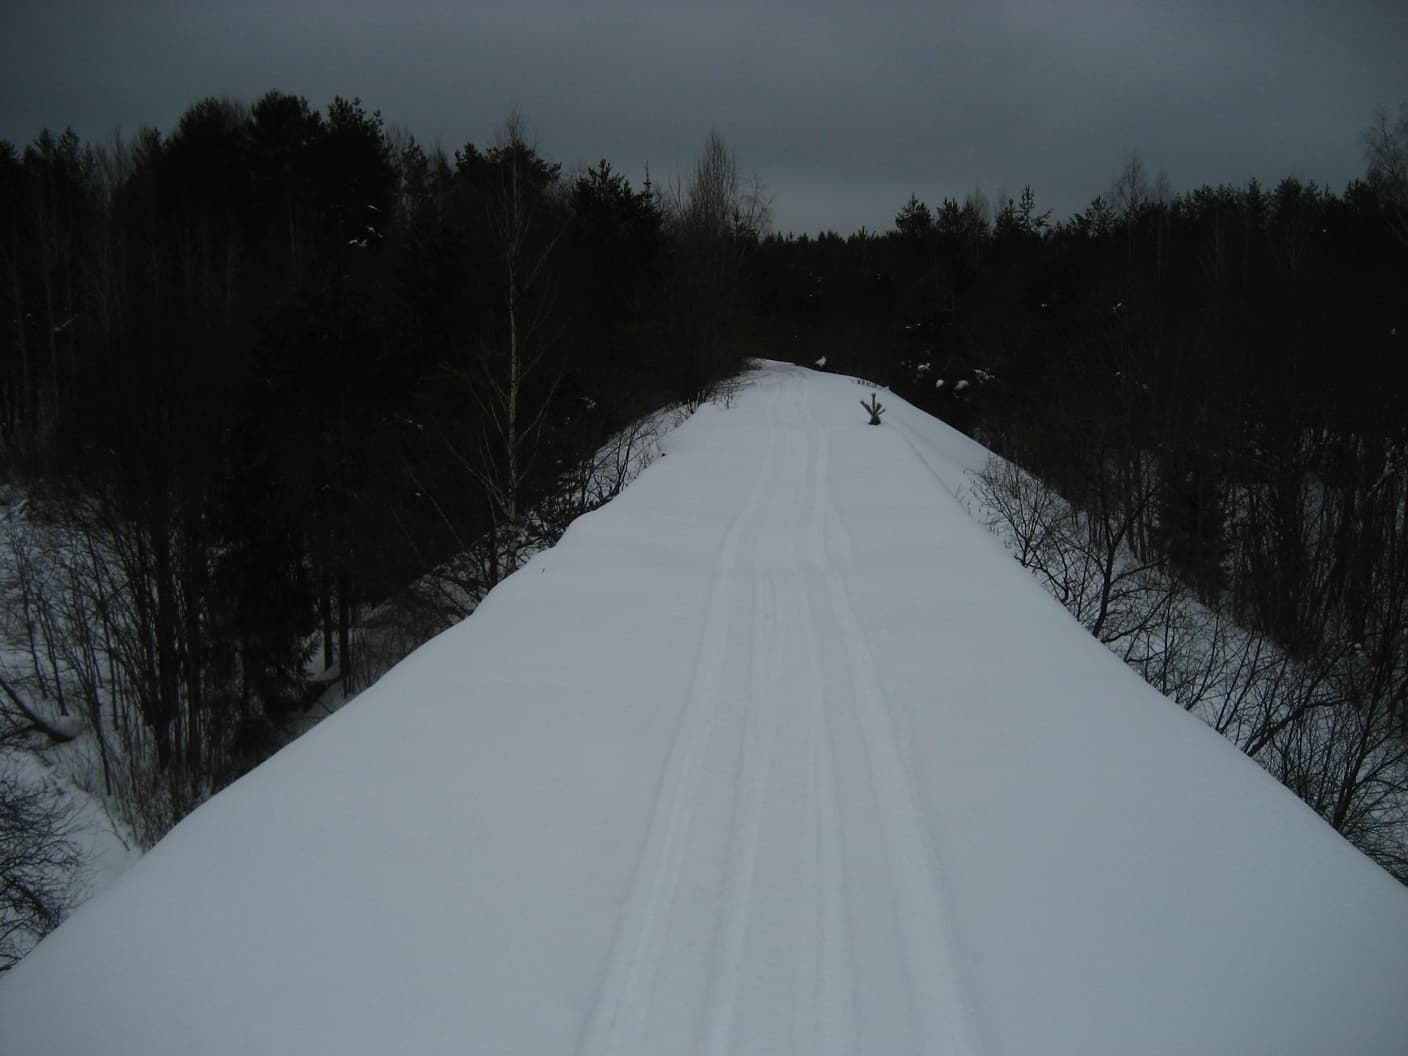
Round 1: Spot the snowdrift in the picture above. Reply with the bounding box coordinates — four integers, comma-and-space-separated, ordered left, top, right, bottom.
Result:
2, 363, 1405, 1055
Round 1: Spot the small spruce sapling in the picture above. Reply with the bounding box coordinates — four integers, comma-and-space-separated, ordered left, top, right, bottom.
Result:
861, 392, 885, 425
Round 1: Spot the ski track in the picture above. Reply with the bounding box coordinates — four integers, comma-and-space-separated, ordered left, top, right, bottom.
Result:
576, 379, 787, 1056
578, 367, 978, 1056
701, 432, 783, 1056
797, 376, 860, 1056
803, 369, 982, 1054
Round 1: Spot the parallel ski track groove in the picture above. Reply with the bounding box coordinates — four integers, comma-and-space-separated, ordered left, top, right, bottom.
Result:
797, 376, 860, 1055
702, 429, 785, 1056
580, 368, 982, 1054
801, 368, 983, 1054
577, 381, 787, 1056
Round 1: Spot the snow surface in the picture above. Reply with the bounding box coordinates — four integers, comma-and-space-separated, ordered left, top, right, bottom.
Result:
0, 748, 138, 911
2, 363, 1407, 1055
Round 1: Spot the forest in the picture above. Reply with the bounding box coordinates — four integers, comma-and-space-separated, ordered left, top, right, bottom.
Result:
1, 92, 1406, 963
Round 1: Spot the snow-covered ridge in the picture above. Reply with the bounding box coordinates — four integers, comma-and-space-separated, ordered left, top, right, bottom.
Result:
2, 363, 1405, 1055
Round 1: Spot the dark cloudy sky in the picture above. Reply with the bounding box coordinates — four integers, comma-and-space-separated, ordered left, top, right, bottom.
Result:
3, 1, 1405, 234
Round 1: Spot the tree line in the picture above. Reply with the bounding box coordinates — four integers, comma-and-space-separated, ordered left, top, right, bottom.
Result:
0, 93, 766, 850
756, 123, 1408, 875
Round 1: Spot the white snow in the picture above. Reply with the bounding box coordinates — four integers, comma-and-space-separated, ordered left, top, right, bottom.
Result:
2, 362, 1406, 1055
0, 748, 139, 948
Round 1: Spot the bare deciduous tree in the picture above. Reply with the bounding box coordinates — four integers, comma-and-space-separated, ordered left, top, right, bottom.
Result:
437, 110, 571, 587
0, 768, 84, 972
970, 453, 1408, 880
1364, 104, 1408, 243
659, 130, 771, 406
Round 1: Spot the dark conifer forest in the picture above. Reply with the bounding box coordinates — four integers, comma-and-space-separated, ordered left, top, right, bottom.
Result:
1, 92, 1406, 880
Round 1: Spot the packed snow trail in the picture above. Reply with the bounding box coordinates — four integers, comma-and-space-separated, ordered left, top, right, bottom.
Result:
577, 370, 977, 1055
3, 363, 1408, 1056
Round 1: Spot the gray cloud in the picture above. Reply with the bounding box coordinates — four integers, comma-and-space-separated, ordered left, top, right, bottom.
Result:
2, 1, 1405, 234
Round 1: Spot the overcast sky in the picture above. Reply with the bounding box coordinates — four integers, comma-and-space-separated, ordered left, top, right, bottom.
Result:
2, 1, 1405, 234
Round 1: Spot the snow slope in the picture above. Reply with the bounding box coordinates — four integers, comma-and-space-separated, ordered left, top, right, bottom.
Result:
2, 363, 1406, 1055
